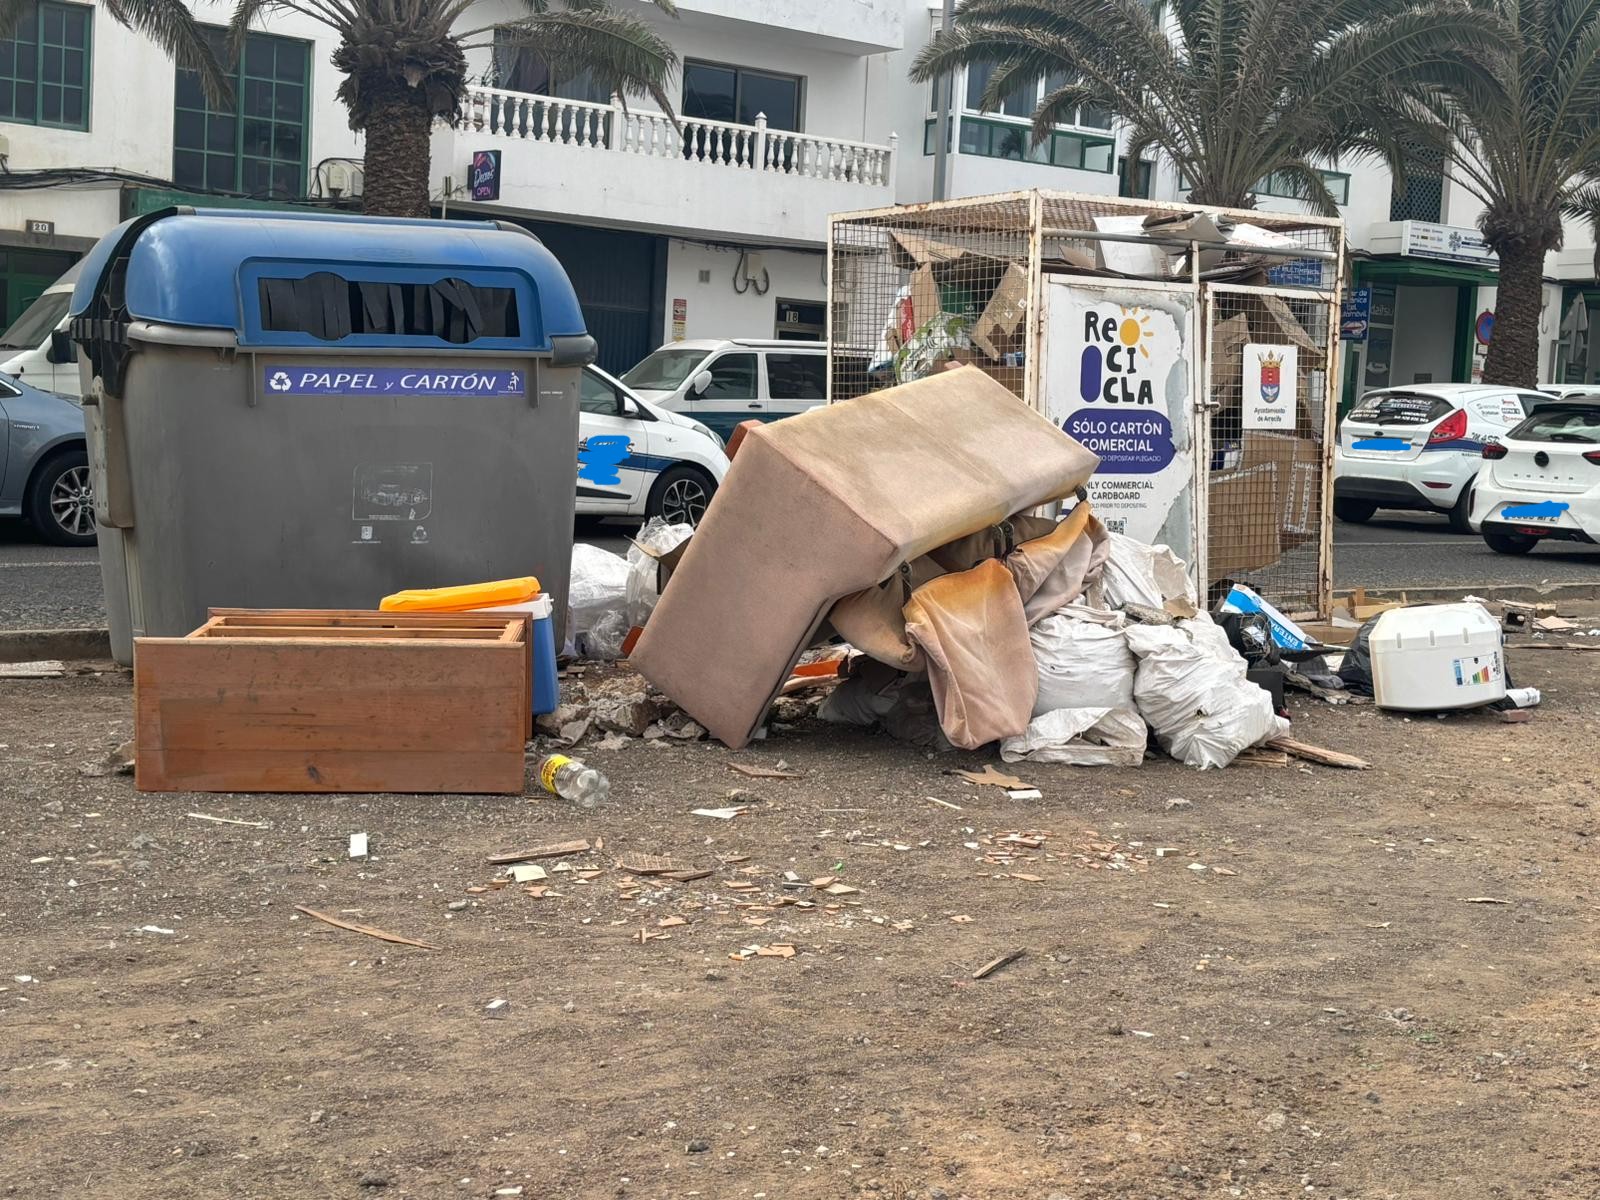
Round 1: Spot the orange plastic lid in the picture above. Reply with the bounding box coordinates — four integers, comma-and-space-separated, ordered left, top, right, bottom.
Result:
379, 576, 541, 612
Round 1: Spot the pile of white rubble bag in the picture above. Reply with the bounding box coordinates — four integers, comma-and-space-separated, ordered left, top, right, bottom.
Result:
821, 531, 1289, 770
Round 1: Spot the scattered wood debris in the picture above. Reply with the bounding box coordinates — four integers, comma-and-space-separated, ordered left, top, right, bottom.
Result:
615, 852, 689, 876
1268, 737, 1370, 770
294, 905, 440, 951
951, 765, 1030, 789
187, 812, 268, 829
657, 915, 688, 928
730, 943, 797, 960
926, 795, 963, 810
692, 806, 748, 820
485, 839, 591, 865
1463, 896, 1511, 905
972, 948, 1026, 980
729, 762, 801, 780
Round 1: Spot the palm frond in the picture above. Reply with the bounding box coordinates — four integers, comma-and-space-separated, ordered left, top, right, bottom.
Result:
101, 0, 235, 105
497, 7, 679, 118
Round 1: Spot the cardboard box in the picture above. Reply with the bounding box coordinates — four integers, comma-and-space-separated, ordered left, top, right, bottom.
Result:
1208, 462, 1283, 579
969, 262, 1028, 358
1241, 432, 1322, 548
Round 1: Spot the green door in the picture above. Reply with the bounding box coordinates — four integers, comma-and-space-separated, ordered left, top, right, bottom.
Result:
0, 248, 81, 325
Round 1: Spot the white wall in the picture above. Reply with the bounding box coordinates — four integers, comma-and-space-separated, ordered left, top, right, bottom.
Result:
0, 3, 359, 246
1389, 285, 1458, 385
661, 240, 827, 342
637, 0, 905, 55
0, 184, 121, 244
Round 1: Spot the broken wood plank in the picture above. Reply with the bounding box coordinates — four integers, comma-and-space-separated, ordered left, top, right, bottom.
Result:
294, 905, 440, 951
1234, 748, 1290, 768
729, 762, 802, 780
660, 868, 713, 883
1266, 736, 1370, 770
186, 811, 269, 828
972, 949, 1026, 980
485, 839, 592, 865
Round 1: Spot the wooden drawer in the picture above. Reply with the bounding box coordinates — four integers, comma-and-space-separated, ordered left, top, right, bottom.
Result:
134, 609, 530, 794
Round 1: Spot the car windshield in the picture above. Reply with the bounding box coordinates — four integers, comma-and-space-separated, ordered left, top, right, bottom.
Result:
622, 348, 708, 391
1348, 392, 1454, 426
1509, 405, 1600, 444
0, 290, 70, 351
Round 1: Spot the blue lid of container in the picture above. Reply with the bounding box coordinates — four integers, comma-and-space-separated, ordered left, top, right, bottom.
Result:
69, 208, 587, 353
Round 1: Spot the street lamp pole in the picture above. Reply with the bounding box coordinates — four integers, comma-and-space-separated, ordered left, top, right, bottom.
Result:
931, 0, 956, 201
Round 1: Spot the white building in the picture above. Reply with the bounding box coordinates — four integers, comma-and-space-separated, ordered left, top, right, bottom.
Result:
0, 0, 1594, 385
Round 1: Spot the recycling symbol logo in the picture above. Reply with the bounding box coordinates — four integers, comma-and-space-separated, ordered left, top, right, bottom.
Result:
268, 371, 293, 392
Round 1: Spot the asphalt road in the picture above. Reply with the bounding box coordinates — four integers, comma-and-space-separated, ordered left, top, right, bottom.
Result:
2, 511, 1596, 631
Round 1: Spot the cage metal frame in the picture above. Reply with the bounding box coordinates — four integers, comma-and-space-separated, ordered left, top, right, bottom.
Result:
826, 187, 1346, 618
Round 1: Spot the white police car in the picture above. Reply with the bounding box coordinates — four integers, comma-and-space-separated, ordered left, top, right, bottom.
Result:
1333, 384, 1548, 531
576, 365, 729, 526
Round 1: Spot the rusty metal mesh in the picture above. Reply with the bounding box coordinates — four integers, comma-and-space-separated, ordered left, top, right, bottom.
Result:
827, 190, 1341, 616
1205, 285, 1336, 616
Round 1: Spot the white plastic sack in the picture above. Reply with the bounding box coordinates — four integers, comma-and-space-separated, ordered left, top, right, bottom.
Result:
1125, 616, 1288, 769
624, 517, 695, 631
1093, 533, 1198, 613
1029, 605, 1135, 716
1001, 707, 1147, 767
566, 542, 632, 659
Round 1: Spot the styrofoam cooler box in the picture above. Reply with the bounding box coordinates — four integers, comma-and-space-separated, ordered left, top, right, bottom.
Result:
475, 595, 560, 716
1370, 603, 1507, 711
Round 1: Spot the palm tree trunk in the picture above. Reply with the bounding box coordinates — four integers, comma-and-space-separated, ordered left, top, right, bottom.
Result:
360, 94, 434, 218
1482, 239, 1548, 387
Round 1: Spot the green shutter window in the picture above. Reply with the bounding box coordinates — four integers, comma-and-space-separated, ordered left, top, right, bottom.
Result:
174, 29, 309, 199
0, 1, 91, 130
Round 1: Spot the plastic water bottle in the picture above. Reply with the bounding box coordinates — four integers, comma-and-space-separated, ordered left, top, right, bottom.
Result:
535, 753, 610, 807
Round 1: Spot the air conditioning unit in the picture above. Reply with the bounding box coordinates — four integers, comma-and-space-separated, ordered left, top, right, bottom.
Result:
320, 160, 365, 200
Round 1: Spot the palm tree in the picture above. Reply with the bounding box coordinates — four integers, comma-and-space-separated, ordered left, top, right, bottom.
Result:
1408, 0, 1600, 385
910, 0, 1496, 215
0, 0, 679, 218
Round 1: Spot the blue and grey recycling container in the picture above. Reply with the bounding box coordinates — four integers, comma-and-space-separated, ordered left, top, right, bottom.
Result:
69, 208, 594, 664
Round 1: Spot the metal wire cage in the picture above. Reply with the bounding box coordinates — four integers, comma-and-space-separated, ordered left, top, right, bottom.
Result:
827, 188, 1345, 618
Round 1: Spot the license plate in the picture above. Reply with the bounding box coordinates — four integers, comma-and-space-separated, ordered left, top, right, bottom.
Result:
1501, 501, 1568, 523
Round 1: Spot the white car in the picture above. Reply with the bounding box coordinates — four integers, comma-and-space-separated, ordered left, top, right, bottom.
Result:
576, 365, 729, 526
1333, 384, 1549, 531
621, 339, 829, 440
1472, 400, 1600, 554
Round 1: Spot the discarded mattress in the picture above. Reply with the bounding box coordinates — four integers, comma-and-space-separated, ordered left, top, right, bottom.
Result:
631, 367, 1100, 747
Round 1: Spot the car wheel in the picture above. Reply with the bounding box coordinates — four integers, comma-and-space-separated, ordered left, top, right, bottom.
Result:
1447, 485, 1475, 534
1484, 531, 1538, 556
647, 466, 714, 527
1333, 498, 1377, 524
26, 449, 97, 547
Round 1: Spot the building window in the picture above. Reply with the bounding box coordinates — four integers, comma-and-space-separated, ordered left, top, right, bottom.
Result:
1118, 156, 1152, 199
922, 116, 1115, 174
490, 28, 609, 103
1390, 171, 1443, 223
683, 61, 801, 132
1256, 169, 1351, 206
949, 64, 1111, 133
174, 29, 309, 198
0, 1, 91, 130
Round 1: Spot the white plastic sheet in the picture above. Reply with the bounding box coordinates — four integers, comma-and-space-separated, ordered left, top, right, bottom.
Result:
1028, 604, 1136, 716
1093, 532, 1197, 612
1125, 617, 1288, 769
566, 542, 632, 659
624, 517, 695, 631
1001, 707, 1146, 767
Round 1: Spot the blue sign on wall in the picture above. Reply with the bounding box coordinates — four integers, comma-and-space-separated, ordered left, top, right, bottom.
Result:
1063, 410, 1178, 475
1266, 258, 1326, 288
262, 366, 526, 397
1340, 287, 1371, 342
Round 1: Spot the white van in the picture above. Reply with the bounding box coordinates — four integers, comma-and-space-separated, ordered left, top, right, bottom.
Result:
620, 339, 829, 440
0, 261, 83, 399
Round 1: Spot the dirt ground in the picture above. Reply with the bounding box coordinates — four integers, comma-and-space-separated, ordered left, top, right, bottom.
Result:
4, 619, 1600, 1200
